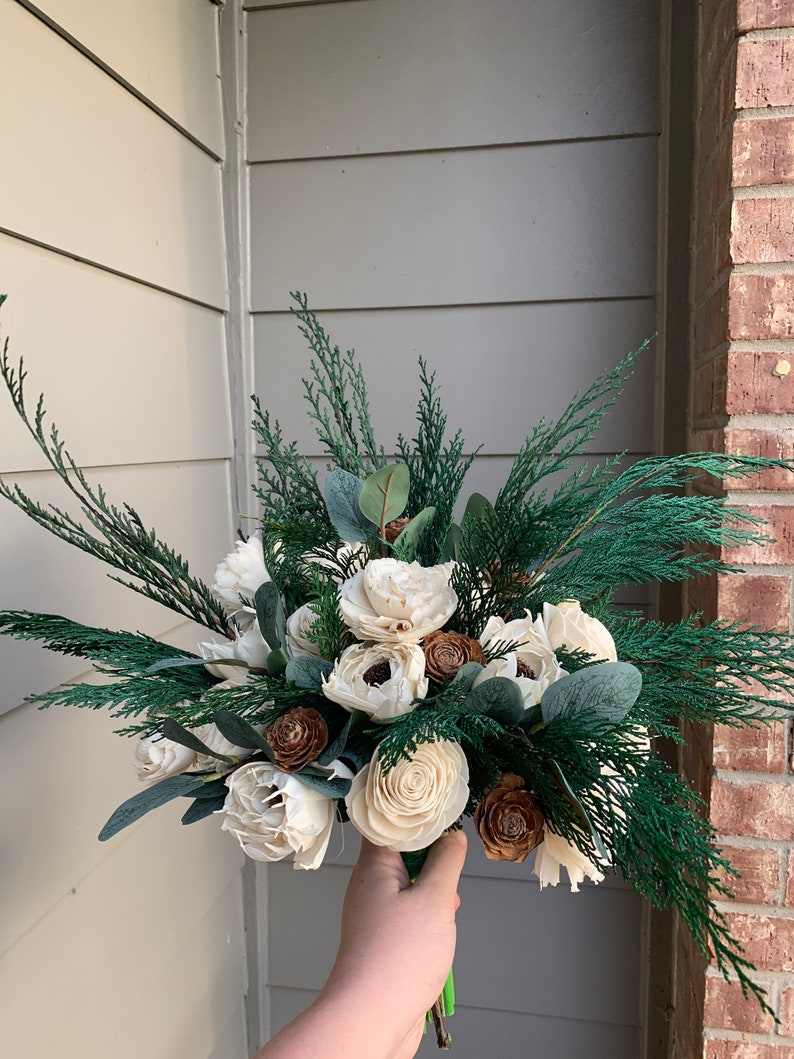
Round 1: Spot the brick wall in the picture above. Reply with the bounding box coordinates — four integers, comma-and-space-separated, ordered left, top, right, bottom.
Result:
684, 1, 794, 1056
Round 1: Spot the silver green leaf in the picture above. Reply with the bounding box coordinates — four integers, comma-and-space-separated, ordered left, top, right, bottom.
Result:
358, 463, 410, 528
540, 662, 642, 728
325, 469, 374, 542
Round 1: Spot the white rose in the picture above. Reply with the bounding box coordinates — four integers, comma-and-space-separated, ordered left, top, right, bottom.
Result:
285, 604, 323, 659
322, 641, 428, 722
339, 558, 457, 643
133, 731, 197, 783
345, 740, 469, 852
477, 612, 566, 707
541, 601, 617, 663
211, 536, 271, 614
198, 621, 270, 680
305, 540, 368, 583
220, 761, 341, 869
533, 824, 605, 892
191, 723, 253, 772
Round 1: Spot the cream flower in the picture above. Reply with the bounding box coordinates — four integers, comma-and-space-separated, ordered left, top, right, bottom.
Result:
322, 641, 428, 722
533, 824, 605, 892
345, 739, 469, 852
220, 761, 345, 869
198, 622, 270, 680
339, 558, 457, 643
211, 536, 271, 614
285, 604, 323, 659
305, 541, 368, 583
477, 612, 566, 708
132, 732, 197, 783
541, 601, 617, 663
191, 723, 252, 772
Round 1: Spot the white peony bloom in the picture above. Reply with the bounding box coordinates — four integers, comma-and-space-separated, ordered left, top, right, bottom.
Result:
345, 739, 469, 852
211, 536, 271, 614
305, 541, 368, 583
220, 761, 343, 869
198, 622, 270, 680
477, 612, 566, 707
533, 825, 605, 892
541, 601, 617, 663
190, 723, 253, 772
133, 731, 197, 783
285, 604, 324, 659
339, 558, 457, 643
322, 641, 428, 722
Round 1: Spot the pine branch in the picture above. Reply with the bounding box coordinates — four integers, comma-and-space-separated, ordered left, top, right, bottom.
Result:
0, 342, 227, 634
290, 292, 385, 475
251, 395, 325, 521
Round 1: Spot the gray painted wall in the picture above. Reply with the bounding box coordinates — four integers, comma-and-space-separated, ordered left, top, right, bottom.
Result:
245, 0, 660, 1055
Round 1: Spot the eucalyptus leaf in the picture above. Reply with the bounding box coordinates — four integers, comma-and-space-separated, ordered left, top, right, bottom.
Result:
255, 581, 285, 651
145, 655, 231, 675
181, 796, 226, 825
439, 522, 463, 562
98, 773, 206, 841
540, 662, 642, 728
212, 710, 275, 760
462, 492, 494, 524
292, 770, 352, 798
266, 647, 289, 676
451, 661, 485, 694
393, 506, 436, 557
325, 469, 374, 542
359, 463, 410, 528
463, 676, 525, 723
318, 712, 353, 766
285, 654, 333, 690
161, 717, 236, 764
190, 778, 229, 800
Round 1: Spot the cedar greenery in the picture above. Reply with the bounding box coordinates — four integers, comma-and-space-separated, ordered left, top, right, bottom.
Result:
2, 292, 793, 1018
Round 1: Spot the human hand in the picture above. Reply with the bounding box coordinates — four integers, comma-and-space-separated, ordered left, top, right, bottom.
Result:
323, 829, 467, 1057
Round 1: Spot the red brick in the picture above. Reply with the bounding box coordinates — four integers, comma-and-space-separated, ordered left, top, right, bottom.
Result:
714, 721, 789, 773
717, 571, 791, 629
737, 0, 794, 31
733, 117, 794, 186
705, 973, 776, 1032
697, 203, 734, 296
787, 849, 794, 904
781, 983, 794, 1034
711, 776, 794, 839
725, 350, 794, 414
704, 1043, 794, 1059
719, 911, 794, 970
729, 273, 794, 340
722, 504, 794, 565
711, 843, 782, 903
736, 39, 794, 109
724, 428, 794, 490
732, 199, 794, 265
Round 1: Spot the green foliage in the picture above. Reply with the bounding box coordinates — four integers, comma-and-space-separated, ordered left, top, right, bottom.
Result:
251, 394, 325, 522
0, 343, 227, 634
396, 358, 478, 562
292, 290, 385, 475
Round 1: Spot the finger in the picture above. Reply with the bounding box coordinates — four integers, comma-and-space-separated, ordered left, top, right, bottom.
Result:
352, 837, 409, 891
413, 829, 467, 898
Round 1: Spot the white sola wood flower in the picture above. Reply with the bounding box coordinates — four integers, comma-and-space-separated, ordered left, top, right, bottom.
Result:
541, 600, 617, 663
285, 603, 324, 659
221, 761, 348, 869
477, 612, 565, 708
198, 622, 270, 679
345, 739, 469, 852
339, 558, 457, 643
132, 722, 252, 783
211, 535, 270, 614
533, 825, 606, 892
322, 640, 428, 722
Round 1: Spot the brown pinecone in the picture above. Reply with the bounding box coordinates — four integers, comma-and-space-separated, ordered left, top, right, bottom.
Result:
266, 707, 328, 772
422, 630, 485, 681
474, 773, 544, 862
384, 516, 412, 543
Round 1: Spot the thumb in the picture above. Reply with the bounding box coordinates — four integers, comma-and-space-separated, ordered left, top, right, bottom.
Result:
413, 829, 467, 899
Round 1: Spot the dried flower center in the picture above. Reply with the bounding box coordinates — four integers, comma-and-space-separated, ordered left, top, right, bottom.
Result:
515, 659, 536, 680
363, 660, 392, 686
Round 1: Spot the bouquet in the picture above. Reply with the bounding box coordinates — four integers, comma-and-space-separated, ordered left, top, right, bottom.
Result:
2, 291, 793, 1045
